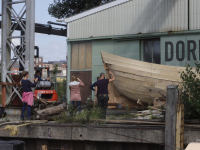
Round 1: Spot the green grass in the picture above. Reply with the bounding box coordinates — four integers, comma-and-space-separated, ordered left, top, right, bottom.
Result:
57, 107, 102, 124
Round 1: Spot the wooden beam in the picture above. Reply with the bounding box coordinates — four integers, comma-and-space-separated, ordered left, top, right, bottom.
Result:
92, 119, 164, 125
165, 85, 179, 150
71, 43, 78, 70
0, 82, 21, 85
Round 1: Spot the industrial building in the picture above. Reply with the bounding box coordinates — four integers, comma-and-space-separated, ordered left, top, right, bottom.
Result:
1, 1, 200, 149
64, 0, 200, 103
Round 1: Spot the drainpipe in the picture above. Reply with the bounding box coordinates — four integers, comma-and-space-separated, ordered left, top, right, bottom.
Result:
188, 0, 190, 30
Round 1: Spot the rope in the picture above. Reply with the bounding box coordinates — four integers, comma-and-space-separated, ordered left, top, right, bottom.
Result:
0, 120, 48, 136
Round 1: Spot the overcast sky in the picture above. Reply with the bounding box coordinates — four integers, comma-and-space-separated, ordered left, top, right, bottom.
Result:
0, 0, 67, 62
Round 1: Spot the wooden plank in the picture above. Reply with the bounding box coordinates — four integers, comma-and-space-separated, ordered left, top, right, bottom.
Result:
0, 82, 21, 85
165, 85, 179, 150
108, 64, 181, 81
176, 103, 184, 150
78, 43, 86, 70
101, 51, 186, 71
101, 51, 188, 104
176, 103, 181, 150
85, 43, 92, 69
181, 104, 184, 149
103, 57, 183, 76
71, 44, 78, 70
92, 119, 164, 125
42, 145, 47, 150
106, 69, 137, 107
114, 70, 178, 89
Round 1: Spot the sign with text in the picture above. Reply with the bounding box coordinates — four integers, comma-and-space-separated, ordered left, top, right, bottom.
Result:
165, 40, 199, 62
161, 35, 200, 67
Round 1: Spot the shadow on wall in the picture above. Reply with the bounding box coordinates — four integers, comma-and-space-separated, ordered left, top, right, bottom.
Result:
131, 0, 179, 34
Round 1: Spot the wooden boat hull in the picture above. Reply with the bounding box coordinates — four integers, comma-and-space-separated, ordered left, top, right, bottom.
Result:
101, 51, 185, 104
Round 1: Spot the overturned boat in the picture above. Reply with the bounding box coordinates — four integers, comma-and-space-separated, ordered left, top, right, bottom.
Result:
101, 51, 185, 104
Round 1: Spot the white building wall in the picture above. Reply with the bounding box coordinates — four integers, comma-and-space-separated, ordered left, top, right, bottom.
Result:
68, 0, 188, 39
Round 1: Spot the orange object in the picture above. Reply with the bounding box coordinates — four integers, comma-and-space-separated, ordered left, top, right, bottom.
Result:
34, 90, 58, 101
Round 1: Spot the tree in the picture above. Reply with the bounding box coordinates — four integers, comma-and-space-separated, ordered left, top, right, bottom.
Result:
180, 63, 200, 119
48, 0, 114, 19
57, 79, 67, 100
51, 64, 59, 91
51, 64, 59, 77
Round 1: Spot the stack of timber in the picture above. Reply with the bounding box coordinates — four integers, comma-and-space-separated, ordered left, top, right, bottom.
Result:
136, 106, 165, 119
33, 101, 66, 121
101, 51, 185, 105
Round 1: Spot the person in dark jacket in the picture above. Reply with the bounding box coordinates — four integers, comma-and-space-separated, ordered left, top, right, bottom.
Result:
21, 71, 38, 120
34, 70, 50, 81
92, 71, 115, 119
90, 77, 100, 105
90, 76, 100, 91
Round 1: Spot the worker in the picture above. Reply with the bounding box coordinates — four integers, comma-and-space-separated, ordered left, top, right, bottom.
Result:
21, 71, 38, 120
69, 75, 84, 113
90, 77, 100, 105
92, 71, 115, 119
34, 70, 50, 81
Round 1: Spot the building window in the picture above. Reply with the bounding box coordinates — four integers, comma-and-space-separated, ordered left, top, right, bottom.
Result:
44, 65, 46, 67
39, 64, 41, 67
36, 58, 38, 63
39, 58, 41, 62
143, 39, 160, 64
44, 71, 46, 75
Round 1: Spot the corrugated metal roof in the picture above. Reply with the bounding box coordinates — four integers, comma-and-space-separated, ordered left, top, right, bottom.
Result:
189, 0, 200, 30
68, 0, 188, 39
64, 0, 130, 23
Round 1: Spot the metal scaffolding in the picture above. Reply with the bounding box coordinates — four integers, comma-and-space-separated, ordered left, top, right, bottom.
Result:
1, 0, 35, 106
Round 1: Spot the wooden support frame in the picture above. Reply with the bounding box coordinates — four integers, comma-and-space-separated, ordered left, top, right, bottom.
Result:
165, 86, 184, 150
165, 85, 178, 150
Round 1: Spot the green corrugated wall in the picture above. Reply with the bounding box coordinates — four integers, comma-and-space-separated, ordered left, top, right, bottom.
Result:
91, 39, 140, 98
92, 40, 140, 81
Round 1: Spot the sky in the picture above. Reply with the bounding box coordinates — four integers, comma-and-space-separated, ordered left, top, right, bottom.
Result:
0, 0, 67, 62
